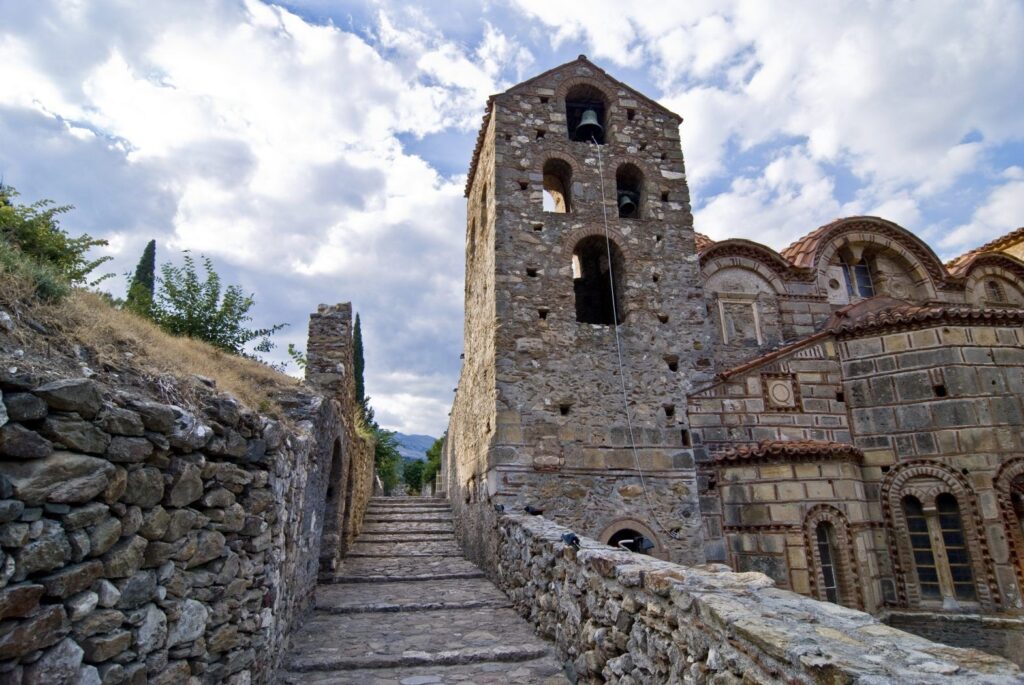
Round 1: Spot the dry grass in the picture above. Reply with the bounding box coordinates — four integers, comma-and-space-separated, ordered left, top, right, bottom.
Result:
1, 268, 298, 414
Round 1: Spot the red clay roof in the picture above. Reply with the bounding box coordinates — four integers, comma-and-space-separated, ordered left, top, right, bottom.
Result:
829, 302, 1024, 336
713, 440, 863, 464
946, 226, 1024, 275
779, 221, 837, 268
694, 232, 716, 253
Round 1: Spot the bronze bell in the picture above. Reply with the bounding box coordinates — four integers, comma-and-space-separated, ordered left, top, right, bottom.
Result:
618, 192, 637, 217
575, 108, 603, 141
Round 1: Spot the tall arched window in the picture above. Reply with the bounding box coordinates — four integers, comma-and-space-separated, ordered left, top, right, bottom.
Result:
986, 279, 1007, 304
903, 496, 941, 600
573, 236, 625, 325
815, 522, 841, 603
937, 494, 976, 601
542, 159, 572, 213
615, 163, 643, 219
841, 257, 875, 298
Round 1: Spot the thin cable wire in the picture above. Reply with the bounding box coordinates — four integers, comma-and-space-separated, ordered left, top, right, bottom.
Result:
592, 138, 680, 540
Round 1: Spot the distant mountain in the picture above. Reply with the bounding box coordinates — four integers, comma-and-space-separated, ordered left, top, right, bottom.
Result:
393, 433, 437, 461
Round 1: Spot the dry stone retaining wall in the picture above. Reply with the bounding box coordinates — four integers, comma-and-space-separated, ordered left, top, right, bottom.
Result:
490, 513, 1022, 684
0, 359, 369, 683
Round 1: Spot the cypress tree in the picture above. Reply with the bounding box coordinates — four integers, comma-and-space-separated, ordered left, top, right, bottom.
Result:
125, 239, 156, 317
353, 313, 366, 410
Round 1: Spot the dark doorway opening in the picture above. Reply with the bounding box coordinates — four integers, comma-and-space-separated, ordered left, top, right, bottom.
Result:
573, 235, 625, 325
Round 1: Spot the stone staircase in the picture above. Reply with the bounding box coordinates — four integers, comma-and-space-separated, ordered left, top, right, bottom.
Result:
280, 497, 568, 684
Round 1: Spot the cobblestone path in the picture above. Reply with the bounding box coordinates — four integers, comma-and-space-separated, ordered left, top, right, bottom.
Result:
280, 497, 569, 684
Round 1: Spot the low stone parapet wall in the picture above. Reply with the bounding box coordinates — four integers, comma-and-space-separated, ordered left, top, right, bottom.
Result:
492, 513, 1022, 684
0, 373, 364, 684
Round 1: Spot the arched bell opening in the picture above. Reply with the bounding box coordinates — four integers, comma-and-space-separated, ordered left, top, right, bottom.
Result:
565, 84, 608, 144
615, 163, 643, 219
542, 159, 573, 213
319, 438, 346, 573
572, 235, 626, 325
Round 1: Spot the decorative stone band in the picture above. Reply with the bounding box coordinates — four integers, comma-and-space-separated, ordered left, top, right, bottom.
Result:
491, 513, 1021, 684
710, 439, 863, 465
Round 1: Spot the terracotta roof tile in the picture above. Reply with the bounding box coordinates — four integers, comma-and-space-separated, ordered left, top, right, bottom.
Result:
713, 440, 863, 464
694, 232, 716, 253
829, 302, 1024, 336
946, 226, 1024, 275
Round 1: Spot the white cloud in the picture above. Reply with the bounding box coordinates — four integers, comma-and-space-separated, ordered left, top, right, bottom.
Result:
513, 0, 1024, 249
940, 177, 1024, 255
0, 0, 534, 435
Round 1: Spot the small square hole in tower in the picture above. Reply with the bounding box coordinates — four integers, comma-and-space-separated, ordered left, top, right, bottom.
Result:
538, 308, 549, 320
836, 391, 845, 403
519, 181, 529, 191
663, 404, 675, 418
661, 191, 669, 202
639, 142, 647, 152
660, 152, 667, 161
652, 273, 660, 283
536, 129, 546, 140
655, 234, 663, 243
664, 355, 679, 372
933, 384, 947, 397
540, 96, 549, 104
680, 429, 692, 447
527, 267, 538, 277
658, 313, 669, 324
505, 134, 512, 141
533, 223, 543, 232
559, 403, 571, 416
627, 108, 636, 121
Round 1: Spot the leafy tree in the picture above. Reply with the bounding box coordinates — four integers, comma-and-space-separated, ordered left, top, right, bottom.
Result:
422, 433, 444, 491
353, 314, 367, 416
287, 343, 307, 370
153, 251, 285, 355
403, 459, 424, 494
125, 239, 156, 317
0, 184, 112, 295
372, 425, 401, 495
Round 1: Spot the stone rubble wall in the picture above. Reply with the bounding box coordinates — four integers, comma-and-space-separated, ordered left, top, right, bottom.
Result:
490, 513, 1022, 684
0, 368, 366, 684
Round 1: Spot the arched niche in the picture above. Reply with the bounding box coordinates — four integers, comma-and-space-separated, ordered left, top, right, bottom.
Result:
600, 518, 666, 560
964, 264, 1024, 307
705, 263, 783, 350
572, 235, 626, 325
563, 82, 610, 144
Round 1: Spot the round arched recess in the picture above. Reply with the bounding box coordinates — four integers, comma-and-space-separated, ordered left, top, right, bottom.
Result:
572, 235, 626, 325
600, 518, 666, 560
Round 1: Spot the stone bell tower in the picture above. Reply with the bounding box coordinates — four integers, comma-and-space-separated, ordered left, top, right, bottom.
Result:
447, 56, 712, 565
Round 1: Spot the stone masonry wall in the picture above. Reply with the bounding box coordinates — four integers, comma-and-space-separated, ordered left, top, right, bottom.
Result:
304, 303, 375, 575
490, 513, 1022, 684
0, 372, 344, 684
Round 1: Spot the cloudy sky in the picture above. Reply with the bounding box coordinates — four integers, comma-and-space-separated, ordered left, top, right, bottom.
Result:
1, 1, 1022, 436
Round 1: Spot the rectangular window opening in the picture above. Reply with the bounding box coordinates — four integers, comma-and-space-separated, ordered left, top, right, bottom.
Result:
626, 108, 636, 121
661, 191, 669, 202
680, 429, 692, 447
538, 308, 549, 320
663, 404, 676, 418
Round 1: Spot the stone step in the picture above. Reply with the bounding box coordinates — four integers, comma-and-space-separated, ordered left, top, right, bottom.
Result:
315, 577, 508, 614
347, 541, 463, 557
278, 654, 569, 683
362, 514, 452, 523
355, 533, 456, 544
328, 571, 485, 584
368, 498, 448, 506
360, 522, 454, 534
284, 606, 562, 673
328, 555, 484, 583
364, 506, 451, 515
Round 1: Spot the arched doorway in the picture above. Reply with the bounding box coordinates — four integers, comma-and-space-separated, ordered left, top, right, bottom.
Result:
319, 439, 346, 573
600, 519, 665, 559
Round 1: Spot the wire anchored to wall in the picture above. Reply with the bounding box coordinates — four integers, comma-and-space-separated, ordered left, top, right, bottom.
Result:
592, 138, 682, 542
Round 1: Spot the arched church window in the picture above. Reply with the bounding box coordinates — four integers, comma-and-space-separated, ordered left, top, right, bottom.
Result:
986, 279, 1007, 304
903, 496, 941, 599
842, 257, 875, 298
542, 159, 572, 213
573, 235, 625, 325
565, 84, 607, 144
615, 164, 643, 219
815, 522, 841, 604
937, 493, 976, 601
